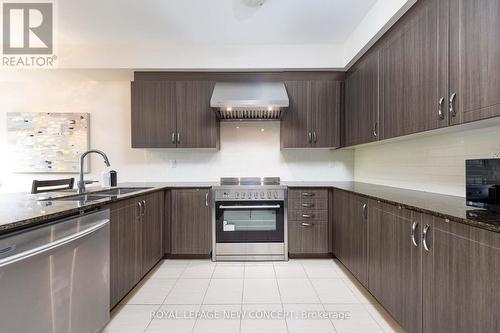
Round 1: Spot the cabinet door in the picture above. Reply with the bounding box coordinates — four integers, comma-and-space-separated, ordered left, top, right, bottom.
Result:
131, 81, 177, 148
469, 227, 500, 333
110, 199, 142, 308
332, 189, 350, 264
310, 80, 341, 148
422, 215, 472, 333
346, 193, 369, 286
344, 50, 379, 147
281, 81, 311, 148
142, 191, 164, 275
380, 0, 445, 139
171, 189, 212, 255
369, 203, 422, 333
176, 80, 219, 148
288, 221, 329, 255
449, 0, 500, 124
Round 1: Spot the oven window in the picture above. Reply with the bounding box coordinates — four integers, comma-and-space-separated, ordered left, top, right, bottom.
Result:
216, 201, 285, 243
223, 210, 277, 232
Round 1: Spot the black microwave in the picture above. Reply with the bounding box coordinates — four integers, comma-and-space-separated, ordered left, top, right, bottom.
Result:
466, 159, 500, 211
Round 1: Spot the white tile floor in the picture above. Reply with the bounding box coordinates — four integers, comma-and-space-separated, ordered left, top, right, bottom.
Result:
103, 259, 404, 333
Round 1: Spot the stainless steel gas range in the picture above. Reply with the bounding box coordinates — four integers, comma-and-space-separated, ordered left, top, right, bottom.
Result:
212, 177, 288, 261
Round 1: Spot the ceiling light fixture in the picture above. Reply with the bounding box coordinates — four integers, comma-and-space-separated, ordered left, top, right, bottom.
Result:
242, 0, 265, 7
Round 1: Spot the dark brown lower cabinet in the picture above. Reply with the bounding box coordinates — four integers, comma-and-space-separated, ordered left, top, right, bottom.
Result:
288, 221, 329, 255
110, 197, 143, 309
141, 191, 165, 275
369, 202, 422, 333
422, 215, 472, 333
332, 189, 369, 286
170, 188, 212, 256
333, 189, 500, 333
110, 191, 165, 309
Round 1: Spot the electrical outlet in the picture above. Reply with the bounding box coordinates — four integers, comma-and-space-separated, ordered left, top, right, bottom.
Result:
169, 160, 177, 168
329, 160, 336, 168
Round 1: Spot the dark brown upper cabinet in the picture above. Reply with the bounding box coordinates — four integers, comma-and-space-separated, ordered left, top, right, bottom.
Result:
344, 49, 379, 147
448, 0, 500, 125
131, 81, 177, 148
131, 79, 219, 149
380, 0, 447, 140
281, 79, 340, 149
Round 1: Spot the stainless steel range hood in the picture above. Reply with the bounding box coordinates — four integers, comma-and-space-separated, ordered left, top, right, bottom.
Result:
210, 82, 289, 120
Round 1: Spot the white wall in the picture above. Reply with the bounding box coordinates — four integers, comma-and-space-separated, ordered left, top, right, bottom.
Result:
343, 0, 416, 68
0, 70, 354, 193
354, 125, 500, 197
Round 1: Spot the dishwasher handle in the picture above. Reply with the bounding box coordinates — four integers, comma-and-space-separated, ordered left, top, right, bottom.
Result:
0, 219, 109, 268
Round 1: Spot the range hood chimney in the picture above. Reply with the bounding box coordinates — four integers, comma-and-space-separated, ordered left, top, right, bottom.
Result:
210, 82, 289, 121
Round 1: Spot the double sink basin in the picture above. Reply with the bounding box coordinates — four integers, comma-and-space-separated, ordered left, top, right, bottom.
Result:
41, 187, 152, 203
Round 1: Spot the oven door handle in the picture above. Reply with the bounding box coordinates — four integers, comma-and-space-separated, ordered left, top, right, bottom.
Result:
219, 205, 281, 209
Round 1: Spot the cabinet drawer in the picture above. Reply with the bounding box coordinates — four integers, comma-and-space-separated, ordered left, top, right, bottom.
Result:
288, 210, 328, 222
289, 198, 328, 211
288, 220, 329, 254
289, 188, 328, 200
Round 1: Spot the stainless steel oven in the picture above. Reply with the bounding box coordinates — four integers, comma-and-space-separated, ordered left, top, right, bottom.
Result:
212, 178, 288, 261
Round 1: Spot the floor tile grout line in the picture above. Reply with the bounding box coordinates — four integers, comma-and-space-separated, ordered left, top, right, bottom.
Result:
302, 261, 339, 333
272, 261, 290, 333
328, 259, 388, 332
142, 260, 191, 333
238, 264, 245, 333
191, 259, 217, 333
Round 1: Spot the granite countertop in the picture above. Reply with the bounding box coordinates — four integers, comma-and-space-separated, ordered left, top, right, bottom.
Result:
1, 180, 500, 236
0, 182, 217, 236
287, 181, 500, 233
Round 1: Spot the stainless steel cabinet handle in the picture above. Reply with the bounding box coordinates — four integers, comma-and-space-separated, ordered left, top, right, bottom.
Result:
438, 97, 445, 120
373, 122, 378, 138
308, 132, 312, 144
205, 192, 209, 207
302, 214, 314, 218
301, 192, 314, 197
219, 205, 281, 209
137, 202, 143, 218
142, 200, 146, 216
411, 221, 418, 247
362, 204, 368, 221
177, 132, 181, 144
171, 132, 175, 144
301, 222, 313, 227
449, 93, 457, 117
422, 224, 430, 251
313, 131, 317, 144
0, 219, 109, 268
302, 203, 314, 208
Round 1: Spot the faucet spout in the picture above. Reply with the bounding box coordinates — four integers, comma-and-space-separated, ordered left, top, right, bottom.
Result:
77, 149, 111, 194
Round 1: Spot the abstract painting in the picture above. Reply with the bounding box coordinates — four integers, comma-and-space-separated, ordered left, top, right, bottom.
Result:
6, 112, 89, 173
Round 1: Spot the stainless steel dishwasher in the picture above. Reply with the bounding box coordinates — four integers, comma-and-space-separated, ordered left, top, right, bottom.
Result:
0, 209, 110, 333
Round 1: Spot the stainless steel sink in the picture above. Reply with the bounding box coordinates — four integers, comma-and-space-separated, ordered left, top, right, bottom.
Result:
40, 187, 152, 202
47, 194, 111, 202
93, 187, 152, 196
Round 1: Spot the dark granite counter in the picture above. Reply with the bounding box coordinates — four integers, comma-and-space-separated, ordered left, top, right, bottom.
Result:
0, 182, 217, 236
286, 181, 500, 233
2, 180, 499, 236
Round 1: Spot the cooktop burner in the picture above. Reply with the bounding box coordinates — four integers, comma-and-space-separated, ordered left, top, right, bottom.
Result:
220, 177, 280, 186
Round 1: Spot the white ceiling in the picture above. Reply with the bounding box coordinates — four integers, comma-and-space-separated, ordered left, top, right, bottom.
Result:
59, 0, 378, 46
49, 0, 413, 69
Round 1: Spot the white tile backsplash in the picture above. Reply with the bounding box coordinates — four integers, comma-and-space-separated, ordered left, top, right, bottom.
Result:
354, 124, 500, 197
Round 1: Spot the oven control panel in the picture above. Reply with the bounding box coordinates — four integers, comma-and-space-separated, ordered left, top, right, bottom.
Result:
214, 188, 286, 201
